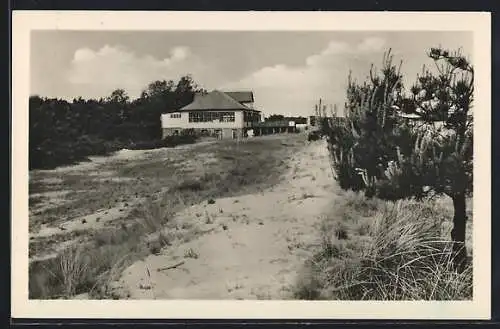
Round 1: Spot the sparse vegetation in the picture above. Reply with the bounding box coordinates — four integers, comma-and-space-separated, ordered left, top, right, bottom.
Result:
29, 134, 305, 299
29, 237, 145, 299
294, 191, 472, 300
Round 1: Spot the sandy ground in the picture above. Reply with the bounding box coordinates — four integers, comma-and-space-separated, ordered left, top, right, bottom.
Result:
29, 142, 217, 261
111, 139, 338, 300
37, 141, 217, 174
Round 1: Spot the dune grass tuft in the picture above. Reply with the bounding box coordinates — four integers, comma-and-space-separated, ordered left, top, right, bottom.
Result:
294, 192, 473, 301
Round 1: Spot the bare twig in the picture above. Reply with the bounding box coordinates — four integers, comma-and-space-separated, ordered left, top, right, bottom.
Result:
157, 260, 185, 272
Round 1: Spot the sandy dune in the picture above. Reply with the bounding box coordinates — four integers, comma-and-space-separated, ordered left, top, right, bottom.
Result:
29, 141, 218, 262
111, 139, 338, 299
35, 141, 217, 174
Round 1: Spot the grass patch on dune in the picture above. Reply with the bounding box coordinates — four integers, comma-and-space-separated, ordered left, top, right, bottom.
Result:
29, 134, 306, 299
29, 223, 149, 299
294, 191, 473, 301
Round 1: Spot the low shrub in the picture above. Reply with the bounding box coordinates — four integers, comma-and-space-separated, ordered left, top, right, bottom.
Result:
29, 136, 124, 170
307, 130, 321, 142
176, 179, 204, 192
128, 135, 198, 150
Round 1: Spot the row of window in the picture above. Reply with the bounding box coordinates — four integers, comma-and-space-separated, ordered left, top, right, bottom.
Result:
188, 111, 236, 123
169, 111, 260, 123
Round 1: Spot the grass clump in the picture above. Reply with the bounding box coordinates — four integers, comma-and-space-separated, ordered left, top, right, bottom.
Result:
184, 248, 199, 259
29, 232, 147, 299
294, 192, 473, 301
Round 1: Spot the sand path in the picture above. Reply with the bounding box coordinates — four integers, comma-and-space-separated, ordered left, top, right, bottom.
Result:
113, 139, 337, 300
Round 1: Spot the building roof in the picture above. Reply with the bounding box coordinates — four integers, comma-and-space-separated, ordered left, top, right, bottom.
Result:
224, 91, 254, 103
179, 90, 260, 112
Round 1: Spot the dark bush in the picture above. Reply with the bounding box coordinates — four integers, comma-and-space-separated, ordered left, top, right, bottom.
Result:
176, 179, 204, 191
29, 136, 124, 170
163, 134, 198, 147
308, 130, 321, 141
127, 134, 198, 150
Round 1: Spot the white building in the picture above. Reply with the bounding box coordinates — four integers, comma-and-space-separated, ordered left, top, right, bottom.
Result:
160, 90, 261, 140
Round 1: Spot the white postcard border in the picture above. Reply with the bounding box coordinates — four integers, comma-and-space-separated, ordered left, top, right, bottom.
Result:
11, 11, 491, 319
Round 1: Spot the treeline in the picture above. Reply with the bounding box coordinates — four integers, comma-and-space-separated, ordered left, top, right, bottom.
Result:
30, 75, 205, 170
265, 114, 308, 124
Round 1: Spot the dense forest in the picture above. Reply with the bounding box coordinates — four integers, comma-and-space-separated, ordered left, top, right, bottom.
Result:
29, 75, 205, 170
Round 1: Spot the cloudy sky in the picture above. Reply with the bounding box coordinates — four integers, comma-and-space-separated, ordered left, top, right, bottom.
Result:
30, 31, 472, 117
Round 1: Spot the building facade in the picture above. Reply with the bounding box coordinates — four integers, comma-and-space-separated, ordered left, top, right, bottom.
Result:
160, 90, 261, 140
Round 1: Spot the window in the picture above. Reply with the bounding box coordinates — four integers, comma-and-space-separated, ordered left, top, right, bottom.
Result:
170, 113, 181, 119
220, 112, 235, 122
188, 112, 199, 122
208, 112, 219, 122
188, 111, 235, 123
189, 112, 205, 122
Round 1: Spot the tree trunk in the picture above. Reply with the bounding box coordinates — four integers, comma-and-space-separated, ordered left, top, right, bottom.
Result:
451, 192, 467, 272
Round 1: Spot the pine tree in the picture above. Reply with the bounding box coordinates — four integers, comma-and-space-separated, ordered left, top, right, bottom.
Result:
323, 47, 473, 271
387, 47, 474, 271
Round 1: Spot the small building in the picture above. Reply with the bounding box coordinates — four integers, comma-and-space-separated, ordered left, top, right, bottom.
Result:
287, 117, 308, 132
160, 90, 261, 140
251, 120, 297, 136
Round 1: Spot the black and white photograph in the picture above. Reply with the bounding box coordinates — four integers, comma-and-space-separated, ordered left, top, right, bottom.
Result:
12, 11, 491, 319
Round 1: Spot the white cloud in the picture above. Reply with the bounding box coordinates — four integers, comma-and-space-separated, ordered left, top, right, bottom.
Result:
66, 37, 389, 115
73, 48, 96, 62
67, 45, 210, 99
357, 37, 386, 52
222, 37, 388, 117
305, 41, 351, 66
170, 46, 190, 61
